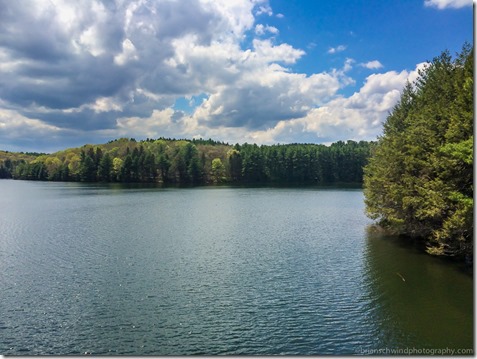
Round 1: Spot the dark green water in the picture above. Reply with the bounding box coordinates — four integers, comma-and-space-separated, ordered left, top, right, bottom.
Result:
0, 180, 473, 355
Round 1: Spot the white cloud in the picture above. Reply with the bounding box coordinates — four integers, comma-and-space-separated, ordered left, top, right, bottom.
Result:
90, 97, 124, 113
116, 108, 176, 138
200, 0, 257, 39
8, 59, 427, 151
0, 0, 329, 142
0, 109, 61, 134
327, 45, 347, 54
360, 60, 384, 69
252, 39, 305, 64
61, 96, 124, 114
235, 63, 426, 144
424, 0, 472, 9
114, 39, 139, 66
342, 58, 355, 73
0, 108, 70, 151
255, 4, 273, 16
255, 24, 279, 35
0, 0, 443, 152
190, 57, 350, 131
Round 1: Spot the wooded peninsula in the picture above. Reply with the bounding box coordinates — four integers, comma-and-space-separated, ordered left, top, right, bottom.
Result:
364, 44, 473, 261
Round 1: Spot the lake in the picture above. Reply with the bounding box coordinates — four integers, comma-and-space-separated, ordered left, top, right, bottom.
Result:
0, 180, 473, 355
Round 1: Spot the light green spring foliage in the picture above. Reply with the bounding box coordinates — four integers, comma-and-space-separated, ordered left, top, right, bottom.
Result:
2, 137, 374, 186
211, 158, 226, 183
364, 44, 473, 259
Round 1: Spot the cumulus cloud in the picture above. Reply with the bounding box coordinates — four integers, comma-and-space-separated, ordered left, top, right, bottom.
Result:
327, 45, 347, 54
360, 60, 384, 69
0, 0, 431, 152
116, 108, 175, 137
255, 4, 273, 16
236, 63, 426, 144
255, 24, 279, 35
0, 107, 93, 152
252, 39, 305, 64
114, 39, 138, 66
0, 1, 248, 129
190, 55, 355, 131
0, 109, 61, 136
424, 0, 472, 9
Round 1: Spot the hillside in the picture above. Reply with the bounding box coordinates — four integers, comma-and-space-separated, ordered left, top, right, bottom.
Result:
0, 137, 374, 186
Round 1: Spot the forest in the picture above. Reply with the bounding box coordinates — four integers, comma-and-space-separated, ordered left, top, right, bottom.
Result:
364, 44, 473, 260
0, 138, 373, 186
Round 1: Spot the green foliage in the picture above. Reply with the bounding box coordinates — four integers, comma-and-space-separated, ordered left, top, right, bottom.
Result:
211, 158, 226, 184
98, 153, 113, 182
79, 150, 97, 182
3, 136, 374, 187
227, 148, 242, 182
3, 138, 374, 185
364, 44, 473, 260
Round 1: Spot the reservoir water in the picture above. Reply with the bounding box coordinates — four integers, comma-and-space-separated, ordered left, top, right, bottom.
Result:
0, 180, 473, 355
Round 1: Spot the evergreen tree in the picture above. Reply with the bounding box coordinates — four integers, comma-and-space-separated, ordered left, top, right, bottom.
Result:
157, 154, 171, 183
364, 45, 473, 259
4, 135, 373, 187
79, 150, 97, 182
98, 152, 113, 182
121, 154, 133, 182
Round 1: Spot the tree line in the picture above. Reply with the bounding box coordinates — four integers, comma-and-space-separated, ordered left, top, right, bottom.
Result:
364, 44, 473, 261
0, 138, 374, 186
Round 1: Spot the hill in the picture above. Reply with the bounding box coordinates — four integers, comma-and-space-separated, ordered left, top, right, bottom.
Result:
0, 137, 374, 186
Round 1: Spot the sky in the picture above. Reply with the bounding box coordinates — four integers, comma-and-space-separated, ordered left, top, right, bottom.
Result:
0, 0, 473, 153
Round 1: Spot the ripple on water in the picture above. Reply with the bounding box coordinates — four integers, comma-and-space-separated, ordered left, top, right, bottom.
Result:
0, 185, 473, 355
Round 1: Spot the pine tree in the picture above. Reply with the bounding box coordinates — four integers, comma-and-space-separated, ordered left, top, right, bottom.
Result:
364, 44, 473, 259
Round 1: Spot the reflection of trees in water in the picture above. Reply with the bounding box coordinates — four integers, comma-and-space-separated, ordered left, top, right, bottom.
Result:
363, 228, 473, 350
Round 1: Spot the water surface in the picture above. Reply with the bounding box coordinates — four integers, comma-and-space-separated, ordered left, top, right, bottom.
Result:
0, 180, 472, 355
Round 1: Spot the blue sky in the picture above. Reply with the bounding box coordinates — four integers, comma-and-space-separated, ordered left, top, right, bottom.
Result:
0, 0, 473, 152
